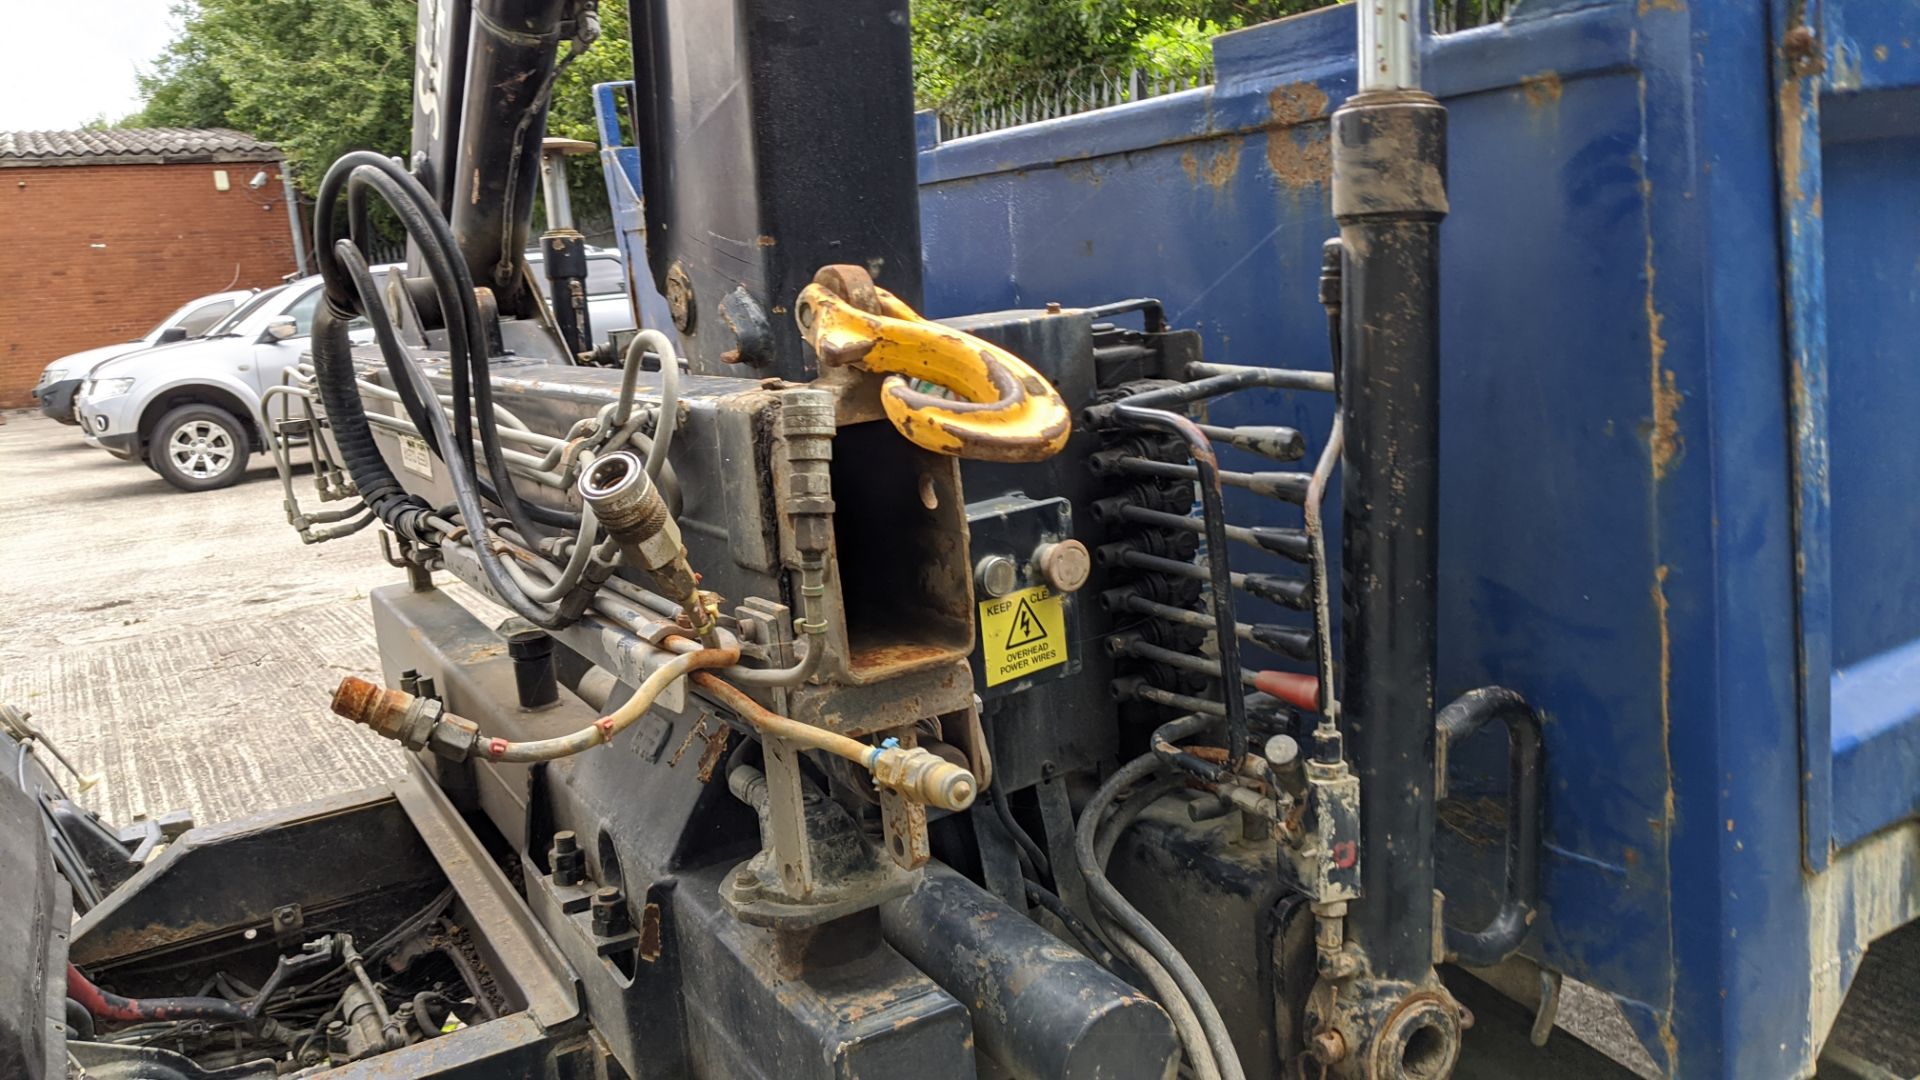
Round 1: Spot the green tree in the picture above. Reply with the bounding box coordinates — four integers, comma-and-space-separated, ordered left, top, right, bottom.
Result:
130, 1, 417, 196
129, 0, 1331, 213
129, 0, 631, 219
911, 0, 1326, 118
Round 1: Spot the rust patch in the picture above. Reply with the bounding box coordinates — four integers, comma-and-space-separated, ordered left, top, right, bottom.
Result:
848, 640, 960, 676
1264, 82, 1331, 192
638, 902, 663, 962
1874, 44, 1890, 62
1268, 81, 1327, 126
667, 715, 707, 769
1644, 231, 1682, 480
1650, 367, 1682, 478
695, 722, 731, 783
1521, 71, 1563, 109
1638, 0, 1684, 12
756, 235, 776, 247
1060, 160, 1103, 187
1652, 564, 1675, 831
1180, 137, 1242, 190
1778, 75, 1806, 204
1657, 1017, 1680, 1075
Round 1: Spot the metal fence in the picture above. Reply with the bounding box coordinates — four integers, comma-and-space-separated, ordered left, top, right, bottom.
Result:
935, 66, 1215, 142
1431, 0, 1516, 34
929, 1, 1512, 143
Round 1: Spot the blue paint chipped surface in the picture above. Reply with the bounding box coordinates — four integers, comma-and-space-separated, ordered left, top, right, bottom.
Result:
906, 1, 1920, 1075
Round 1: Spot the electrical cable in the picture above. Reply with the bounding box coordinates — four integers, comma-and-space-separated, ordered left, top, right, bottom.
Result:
1022, 879, 1125, 974
1094, 912, 1221, 1080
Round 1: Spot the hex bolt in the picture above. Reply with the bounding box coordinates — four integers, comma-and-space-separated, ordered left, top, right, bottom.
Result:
550, 830, 585, 886
729, 866, 762, 903
590, 886, 631, 937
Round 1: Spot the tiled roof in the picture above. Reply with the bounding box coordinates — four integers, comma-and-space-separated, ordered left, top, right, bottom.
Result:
0, 128, 280, 167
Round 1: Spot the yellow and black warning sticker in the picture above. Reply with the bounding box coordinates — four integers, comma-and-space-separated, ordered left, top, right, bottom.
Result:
980, 585, 1067, 687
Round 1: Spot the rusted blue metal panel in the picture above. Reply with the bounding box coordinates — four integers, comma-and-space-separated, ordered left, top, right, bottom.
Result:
913, 1, 1919, 1075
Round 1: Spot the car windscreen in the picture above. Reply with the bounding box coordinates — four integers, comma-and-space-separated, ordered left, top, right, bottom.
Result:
205, 287, 287, 336
175, 299, 238, 338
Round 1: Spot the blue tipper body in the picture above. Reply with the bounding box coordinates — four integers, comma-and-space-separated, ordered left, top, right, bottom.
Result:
593, 4, 1917, 1070
910, 2, 1920, 1077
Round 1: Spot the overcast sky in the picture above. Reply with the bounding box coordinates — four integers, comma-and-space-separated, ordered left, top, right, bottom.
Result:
1, 2, 183, 130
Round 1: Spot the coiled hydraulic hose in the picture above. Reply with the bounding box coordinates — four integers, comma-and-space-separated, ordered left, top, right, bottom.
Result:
325, 244, 569, 629
311, 153, 580, 627
324, 151, 557, 537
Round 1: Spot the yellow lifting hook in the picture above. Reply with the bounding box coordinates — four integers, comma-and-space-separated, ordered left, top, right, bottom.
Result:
794, 265, 1072, 463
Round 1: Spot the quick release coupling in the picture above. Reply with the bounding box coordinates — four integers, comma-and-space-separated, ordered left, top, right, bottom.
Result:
867, 744, 978, 812
577, 450, 716, 639
331, 676, 479, 761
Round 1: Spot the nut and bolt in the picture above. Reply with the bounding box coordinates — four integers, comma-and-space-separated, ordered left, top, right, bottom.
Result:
590, 886, 631, 937
550, 830, 585, 886
729, 866, 762, 903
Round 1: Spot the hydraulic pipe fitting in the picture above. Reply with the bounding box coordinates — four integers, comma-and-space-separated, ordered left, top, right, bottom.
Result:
867, 744, 977, 812
577, 450, 717, 641
331, 676, 479, 761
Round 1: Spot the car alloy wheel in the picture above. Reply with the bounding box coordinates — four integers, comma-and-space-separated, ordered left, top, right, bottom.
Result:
168, 419, 237, 480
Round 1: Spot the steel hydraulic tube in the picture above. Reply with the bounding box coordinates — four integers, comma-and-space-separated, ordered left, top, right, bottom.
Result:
1333, 86, 1450, 988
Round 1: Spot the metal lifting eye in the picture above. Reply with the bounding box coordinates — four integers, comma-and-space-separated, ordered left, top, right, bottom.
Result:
794, 264, 1072, 463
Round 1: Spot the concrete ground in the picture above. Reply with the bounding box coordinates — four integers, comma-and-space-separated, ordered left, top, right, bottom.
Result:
0, 407, 1907, 1079
0, 409, 416, 825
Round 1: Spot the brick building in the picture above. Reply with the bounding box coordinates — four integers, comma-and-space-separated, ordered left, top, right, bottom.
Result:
0, 129, 305, 408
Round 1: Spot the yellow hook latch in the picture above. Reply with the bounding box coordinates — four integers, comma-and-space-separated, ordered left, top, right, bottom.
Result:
795, 265, 1071, 463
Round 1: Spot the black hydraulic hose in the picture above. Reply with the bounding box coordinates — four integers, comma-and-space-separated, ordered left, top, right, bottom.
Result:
1109, 403, 1249, 765
1435, 686, 1545, 967
980, 711, 1053, 882
1076, 738, 1245, 1080
991, 780, 1052, 884
309, 305, 431, 540
320, 152, 547, 542
332, 243, 570, 630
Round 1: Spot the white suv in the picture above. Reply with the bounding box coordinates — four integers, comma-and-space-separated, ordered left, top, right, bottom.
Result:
76, 274, 386, 491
